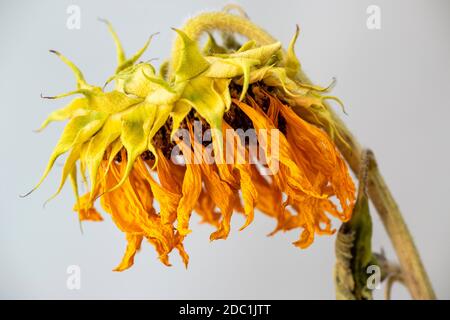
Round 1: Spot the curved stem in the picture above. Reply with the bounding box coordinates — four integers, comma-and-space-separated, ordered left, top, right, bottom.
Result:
176, 11, 436, 300
314, 105, 435, 300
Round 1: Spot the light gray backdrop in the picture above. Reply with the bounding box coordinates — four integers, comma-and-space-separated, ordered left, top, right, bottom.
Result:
0, 0, 449, 299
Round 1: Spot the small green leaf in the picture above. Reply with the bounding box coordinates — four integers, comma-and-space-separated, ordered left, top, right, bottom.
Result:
119, 63, 156, 97
232, 41, 281, 65
147, 103, 173, 164
143, 71, 185, 105
285, 25, 301, 78
86, 88, 143, 114
179, 76, 225, 132
84, 115, 122, 199
170, 101, 191, 140
44, 143, 83, 205
202, 33, 227, 55
99, 18, 126, 67
35, 97, 88, 132
50, 50, 90, 90
237, 40, 257, 52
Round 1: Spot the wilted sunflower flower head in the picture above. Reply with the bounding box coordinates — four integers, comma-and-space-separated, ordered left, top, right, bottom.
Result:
26, 13, 355, 270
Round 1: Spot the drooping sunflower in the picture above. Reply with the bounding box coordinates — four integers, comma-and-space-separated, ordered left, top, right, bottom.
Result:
27, 16, 355, 270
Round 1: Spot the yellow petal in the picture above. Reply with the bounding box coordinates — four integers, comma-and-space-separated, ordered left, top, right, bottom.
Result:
205, 56, 259, 80
86, 89, 143, 114
205, 58, 259, 100
144, 75, 185, 105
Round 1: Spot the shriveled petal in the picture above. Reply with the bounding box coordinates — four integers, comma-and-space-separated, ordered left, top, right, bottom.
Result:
35, 97, 88, 132
73, 193, 103, 222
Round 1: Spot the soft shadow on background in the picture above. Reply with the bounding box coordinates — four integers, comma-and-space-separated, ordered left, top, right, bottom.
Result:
0, 0, 449, 299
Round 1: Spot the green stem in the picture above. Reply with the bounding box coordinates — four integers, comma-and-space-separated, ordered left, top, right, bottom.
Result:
176, 11, 436, 300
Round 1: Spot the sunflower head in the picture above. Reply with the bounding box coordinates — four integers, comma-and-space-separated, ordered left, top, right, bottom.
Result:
28, 18, 355, 270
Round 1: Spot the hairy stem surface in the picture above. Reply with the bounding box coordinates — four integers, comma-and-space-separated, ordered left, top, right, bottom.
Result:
176, 11, 435, 300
